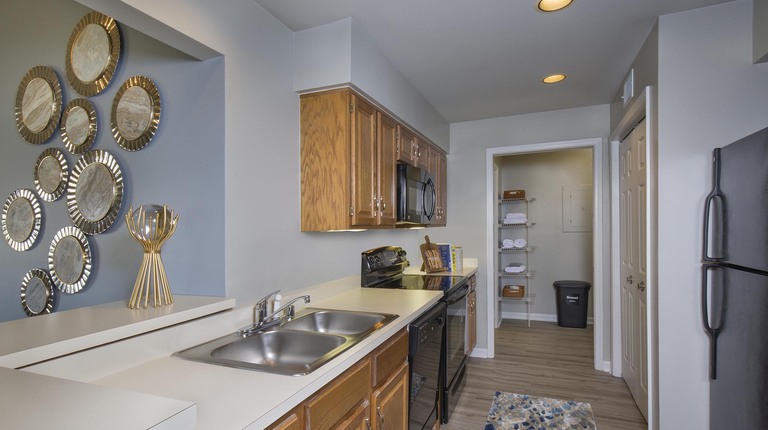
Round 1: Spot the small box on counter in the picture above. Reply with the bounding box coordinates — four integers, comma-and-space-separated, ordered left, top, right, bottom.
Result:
502, 284, 525, 298
436, 243, 463, 272
503, 189, 526, 199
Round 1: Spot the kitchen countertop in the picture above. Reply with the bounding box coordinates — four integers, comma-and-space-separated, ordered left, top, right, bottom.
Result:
93, 287, 442, 429
0, 296, 236, 369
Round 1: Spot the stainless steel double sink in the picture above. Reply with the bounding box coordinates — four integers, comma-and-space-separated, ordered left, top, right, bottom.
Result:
173, 309, 398, 375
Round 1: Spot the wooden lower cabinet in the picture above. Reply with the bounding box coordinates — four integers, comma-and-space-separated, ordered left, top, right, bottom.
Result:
371, 362, 409, 430
268, 329, 409, 430
265, 405, 303, 430
467, 274, 477, 355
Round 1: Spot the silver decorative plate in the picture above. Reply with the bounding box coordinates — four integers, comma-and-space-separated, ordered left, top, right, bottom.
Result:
48, 226, 92, 294
67, 149, 124, 235
61, 98, 97, 155
111, 76, 161, 151
21, 268, 55, 316
66, 11, 121, 97
2, 189, 42, 252
15, 65, 62, 145
34, 148, 69, 202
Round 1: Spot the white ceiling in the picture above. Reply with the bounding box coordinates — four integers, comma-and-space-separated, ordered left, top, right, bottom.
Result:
255, 0, 732, 123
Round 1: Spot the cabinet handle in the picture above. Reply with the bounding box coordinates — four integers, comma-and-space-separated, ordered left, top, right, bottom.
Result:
626, 275, 633, 284
380, 198, 386, 211
638, 281, 645, 292
377, 406, 384, 426
365, 418, 372, 430
373, 199, 379, 211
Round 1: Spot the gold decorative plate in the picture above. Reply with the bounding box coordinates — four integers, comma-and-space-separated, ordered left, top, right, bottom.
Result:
111, 76, 161, 151
48, 226, 92, 294
61, 98, 97, 154
34, 148, 69, 202
2, 189, 42, 252
21, 268, 56, 316
15, 65, 63, 144
66, 11, 121, 96
67, 149, 124, 235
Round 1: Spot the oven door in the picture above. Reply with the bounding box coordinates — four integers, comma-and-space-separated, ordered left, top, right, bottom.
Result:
444, 283, 468, 387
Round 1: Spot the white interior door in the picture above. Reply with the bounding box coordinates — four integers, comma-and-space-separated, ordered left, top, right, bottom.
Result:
619, 119, 648, 419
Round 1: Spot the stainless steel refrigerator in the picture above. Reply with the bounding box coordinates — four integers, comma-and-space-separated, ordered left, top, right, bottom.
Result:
702, 126, 768, 429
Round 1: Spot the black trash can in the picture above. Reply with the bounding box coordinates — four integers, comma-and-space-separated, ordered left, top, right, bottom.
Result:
553, 280, 591, 328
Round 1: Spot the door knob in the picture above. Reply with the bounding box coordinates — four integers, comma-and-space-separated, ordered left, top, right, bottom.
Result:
638, 281, 645, 292
626, 275, 633, 284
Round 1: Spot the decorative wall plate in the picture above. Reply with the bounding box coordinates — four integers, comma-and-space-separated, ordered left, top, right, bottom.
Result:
15, 65, 62, 144
48, 226, 92, 294
2, 189, 42, 252
34, 148, 69, 202
21, 268, 55, 316
61, 98, 97, 154
66, 11, 121, 96
67, 149, 123, 235
111, 76, 161, 151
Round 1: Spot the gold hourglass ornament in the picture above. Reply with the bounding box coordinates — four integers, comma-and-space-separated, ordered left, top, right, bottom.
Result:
125, 205, 178, 309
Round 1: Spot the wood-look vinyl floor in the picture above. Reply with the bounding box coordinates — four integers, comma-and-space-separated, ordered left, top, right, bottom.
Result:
441, 319, 647, 430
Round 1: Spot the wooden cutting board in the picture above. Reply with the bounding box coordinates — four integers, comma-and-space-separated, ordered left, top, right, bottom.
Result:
421, 235, 446, 273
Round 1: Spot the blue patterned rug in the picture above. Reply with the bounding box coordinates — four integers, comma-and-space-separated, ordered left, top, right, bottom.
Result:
485, 392, 597, 429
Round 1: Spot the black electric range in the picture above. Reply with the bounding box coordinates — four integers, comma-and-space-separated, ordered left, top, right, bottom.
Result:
360, 246, 466, 294
361, 245, 469, 425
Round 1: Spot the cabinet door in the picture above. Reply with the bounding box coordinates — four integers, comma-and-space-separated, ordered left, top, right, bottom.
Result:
337, 399, 372, 430
351, 95, 378, 226
371, 361, 409, 430
467, 289, 476, 354
415, 137, 429, 169
431, 148, 447, 226
397, 125, 417, 166
377, 113, 397, 226
266, 408, 302, 430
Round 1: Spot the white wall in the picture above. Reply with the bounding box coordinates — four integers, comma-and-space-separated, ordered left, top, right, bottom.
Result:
293, 18, 450, 149
447, 104, 610, 357
656, 1, 768, 428
66, 0, 432, 308
498, 149, 594, 319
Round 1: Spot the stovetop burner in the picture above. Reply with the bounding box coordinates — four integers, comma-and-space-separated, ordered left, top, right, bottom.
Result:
361, 246, 466, 294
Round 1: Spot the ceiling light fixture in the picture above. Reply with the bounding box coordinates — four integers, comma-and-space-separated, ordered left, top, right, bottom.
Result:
537, 0, 573, 12
542, 74, 567, 84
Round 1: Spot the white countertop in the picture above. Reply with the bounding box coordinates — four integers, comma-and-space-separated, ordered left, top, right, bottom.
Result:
0, 366, 196, 430
0, 296, 235, 369
93, 287, 442, 429
404, 260, 478, 278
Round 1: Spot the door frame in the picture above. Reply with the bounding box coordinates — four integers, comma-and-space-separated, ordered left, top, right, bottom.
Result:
609, 86, 657, 429
484, 137, 607, 372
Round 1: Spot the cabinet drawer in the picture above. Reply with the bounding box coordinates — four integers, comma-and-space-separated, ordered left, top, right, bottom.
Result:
371, 329, 408, 387
305, 358, 372, 430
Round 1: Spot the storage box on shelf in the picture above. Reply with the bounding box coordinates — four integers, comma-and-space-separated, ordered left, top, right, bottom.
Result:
496, 197, 535, 326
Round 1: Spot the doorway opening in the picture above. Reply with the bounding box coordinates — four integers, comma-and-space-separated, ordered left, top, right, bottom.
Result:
485, 138, 607, 372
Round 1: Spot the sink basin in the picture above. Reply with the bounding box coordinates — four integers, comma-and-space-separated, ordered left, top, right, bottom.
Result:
174, 330, 347, 375
172, 308, 398, 375
281, 309, 390, 335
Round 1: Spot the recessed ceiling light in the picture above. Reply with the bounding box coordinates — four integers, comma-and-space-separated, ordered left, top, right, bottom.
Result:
542, 74, 567, 84
537, 0, 573, 12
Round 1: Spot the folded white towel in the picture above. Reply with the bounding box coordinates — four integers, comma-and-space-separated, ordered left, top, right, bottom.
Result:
513, 238, 527, 248
501, 239, 515, 248
502, 217, 528, 225
504, 263, 526, 273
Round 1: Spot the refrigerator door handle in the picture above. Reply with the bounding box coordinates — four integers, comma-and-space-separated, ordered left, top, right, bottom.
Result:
701, 264, 723, 380
703, 148, 724, 262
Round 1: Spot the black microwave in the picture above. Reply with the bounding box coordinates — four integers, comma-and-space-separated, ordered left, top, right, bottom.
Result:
397, 164, 436, 225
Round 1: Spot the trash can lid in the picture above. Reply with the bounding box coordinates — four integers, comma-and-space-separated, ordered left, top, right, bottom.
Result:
553, 280, 591, 289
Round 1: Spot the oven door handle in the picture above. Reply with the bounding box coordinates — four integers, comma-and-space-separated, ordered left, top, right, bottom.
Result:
445, 284, 469, 305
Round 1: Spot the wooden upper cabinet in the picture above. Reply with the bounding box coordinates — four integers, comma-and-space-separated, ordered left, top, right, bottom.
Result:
396, 125, 417, 166
350, 95, 378, 226
300, 88, 396, 231
426, 145, 447, 226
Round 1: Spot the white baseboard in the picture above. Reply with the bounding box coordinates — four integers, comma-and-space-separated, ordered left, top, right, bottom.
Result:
500, 311, 594, 325
601, 361, 612, 373
469, 348, 490, 358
